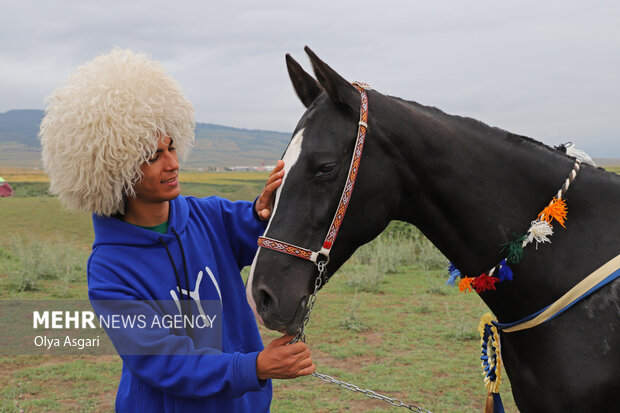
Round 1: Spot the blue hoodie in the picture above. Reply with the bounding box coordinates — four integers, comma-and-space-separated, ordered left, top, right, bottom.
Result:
88, 196, 272, 412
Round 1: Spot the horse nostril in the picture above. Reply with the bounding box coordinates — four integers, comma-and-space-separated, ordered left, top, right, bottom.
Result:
260, 289, 273, 313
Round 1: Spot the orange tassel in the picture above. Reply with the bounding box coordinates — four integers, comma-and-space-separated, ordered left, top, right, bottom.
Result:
537, 197, 567, 228
484, 391, 494, 413
458, 277, 475, 293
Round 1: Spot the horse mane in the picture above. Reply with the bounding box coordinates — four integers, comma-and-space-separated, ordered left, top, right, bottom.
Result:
389, 94, 568, 159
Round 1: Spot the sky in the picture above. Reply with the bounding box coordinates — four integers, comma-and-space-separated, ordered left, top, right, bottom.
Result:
1, 0, 619, 157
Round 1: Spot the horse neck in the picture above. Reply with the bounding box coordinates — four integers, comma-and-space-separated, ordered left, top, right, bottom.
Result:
379, 98, 592, 320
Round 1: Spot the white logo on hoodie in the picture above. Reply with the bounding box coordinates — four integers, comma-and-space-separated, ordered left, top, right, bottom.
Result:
170, 266, 222, 319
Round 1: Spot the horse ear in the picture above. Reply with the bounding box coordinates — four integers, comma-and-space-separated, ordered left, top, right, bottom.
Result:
286, 54, 323, 108
304, 46, 359, 110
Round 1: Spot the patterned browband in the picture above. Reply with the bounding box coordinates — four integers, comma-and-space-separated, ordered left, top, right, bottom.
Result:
257, 82, 371, 265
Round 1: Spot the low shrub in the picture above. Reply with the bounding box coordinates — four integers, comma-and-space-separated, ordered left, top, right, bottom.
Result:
341, 263, 386, 293
340, 221, 447, 293
446, 318, 479, 342
338, 295, 368, 332
0, 236, 87, 292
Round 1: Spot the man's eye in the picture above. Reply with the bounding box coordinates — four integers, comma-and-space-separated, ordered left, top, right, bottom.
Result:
148, 155, 159, 163
169, 146, 176, 152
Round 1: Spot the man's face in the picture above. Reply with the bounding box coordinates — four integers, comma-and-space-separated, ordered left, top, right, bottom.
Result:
132, 135, 181, 204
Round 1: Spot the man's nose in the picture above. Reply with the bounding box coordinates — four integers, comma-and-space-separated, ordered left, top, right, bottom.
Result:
163, 151, 179, 170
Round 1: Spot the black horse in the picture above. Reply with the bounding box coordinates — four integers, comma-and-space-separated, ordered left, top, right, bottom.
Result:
247, 47, 620, 412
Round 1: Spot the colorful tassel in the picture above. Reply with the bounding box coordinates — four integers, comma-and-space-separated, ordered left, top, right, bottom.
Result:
459, 277, 475, 293
538, 197, 567, 228
525, 219, 554, 248
447, 263, 462, 286
500, 235, 527, 264
566, 144, 595, 166
473, 274, 499, 293
485, 392, 506, 413
484, 391, 494, 413
498, 260, 513, 282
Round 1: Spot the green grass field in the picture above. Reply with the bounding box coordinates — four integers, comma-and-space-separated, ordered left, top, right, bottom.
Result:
2, 165, 618, 412
606, 165, 620, 174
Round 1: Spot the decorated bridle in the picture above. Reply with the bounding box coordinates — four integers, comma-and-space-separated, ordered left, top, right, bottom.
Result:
257, 81, 371, 271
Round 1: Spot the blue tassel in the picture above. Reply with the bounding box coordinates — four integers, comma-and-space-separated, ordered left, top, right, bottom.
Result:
446, 263, 462, 286
498, 260, 513, 282
493, 393, 505, 413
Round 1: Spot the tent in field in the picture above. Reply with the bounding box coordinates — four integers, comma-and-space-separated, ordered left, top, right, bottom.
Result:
0, 176, 14, 197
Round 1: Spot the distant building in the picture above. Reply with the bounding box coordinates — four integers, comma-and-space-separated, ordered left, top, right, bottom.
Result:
0, 176, 14, 197
224, 164, 276, 172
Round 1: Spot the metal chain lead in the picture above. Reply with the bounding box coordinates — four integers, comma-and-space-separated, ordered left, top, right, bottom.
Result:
289, 261, 326, 344
290, 263, 432, 413
312, 372, 432, 413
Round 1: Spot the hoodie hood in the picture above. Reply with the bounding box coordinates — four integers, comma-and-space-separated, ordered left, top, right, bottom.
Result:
93, 195, 190, 247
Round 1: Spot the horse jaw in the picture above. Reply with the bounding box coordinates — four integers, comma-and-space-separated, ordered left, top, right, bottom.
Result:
246, 251, 264, 326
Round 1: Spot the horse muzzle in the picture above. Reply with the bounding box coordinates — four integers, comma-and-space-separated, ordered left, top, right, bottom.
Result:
251, 282, 307, 335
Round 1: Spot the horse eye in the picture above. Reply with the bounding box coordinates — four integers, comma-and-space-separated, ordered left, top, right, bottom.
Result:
315, 163, 336, 176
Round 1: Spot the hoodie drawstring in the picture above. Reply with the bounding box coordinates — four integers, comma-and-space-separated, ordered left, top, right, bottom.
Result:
160, 229, 194, 338
171, 227, 191, 306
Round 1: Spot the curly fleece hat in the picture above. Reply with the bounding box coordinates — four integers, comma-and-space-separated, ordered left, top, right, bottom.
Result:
40, 48, 195, 216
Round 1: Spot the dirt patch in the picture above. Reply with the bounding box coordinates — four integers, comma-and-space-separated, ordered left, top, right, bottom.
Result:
312, 347, 381, 374
356, 330, 384, 347
346, 397, 395, 411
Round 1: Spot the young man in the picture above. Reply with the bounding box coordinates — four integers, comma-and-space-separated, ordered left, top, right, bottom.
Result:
39, 48, 314, 412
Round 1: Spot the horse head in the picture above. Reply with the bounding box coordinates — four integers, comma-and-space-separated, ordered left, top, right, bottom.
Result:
246, 47, 402, 334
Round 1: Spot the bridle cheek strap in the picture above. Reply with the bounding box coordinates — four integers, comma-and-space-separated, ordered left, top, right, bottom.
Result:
257, 82, 371, 266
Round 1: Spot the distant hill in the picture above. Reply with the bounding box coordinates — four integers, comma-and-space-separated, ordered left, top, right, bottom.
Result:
0, 109, 291, 169
2, 109, 618, 170
594, 158, 620, 167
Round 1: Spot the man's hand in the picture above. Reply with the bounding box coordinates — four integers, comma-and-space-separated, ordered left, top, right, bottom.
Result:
255, 160, 285, 221
256, 334, 316, 380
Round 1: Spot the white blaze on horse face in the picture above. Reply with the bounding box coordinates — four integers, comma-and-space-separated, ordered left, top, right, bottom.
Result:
246, 129, 305, 324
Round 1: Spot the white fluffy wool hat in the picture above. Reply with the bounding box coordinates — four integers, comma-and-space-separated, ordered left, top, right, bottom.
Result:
40, 48, 195, 216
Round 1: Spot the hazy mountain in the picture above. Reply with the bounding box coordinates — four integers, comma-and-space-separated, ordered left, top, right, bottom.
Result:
1, 110, 618, 169
0, 109, 291, 168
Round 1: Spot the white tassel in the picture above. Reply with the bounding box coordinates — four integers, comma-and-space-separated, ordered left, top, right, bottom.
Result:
524, 220, 554, 248
566, 144, 596, 166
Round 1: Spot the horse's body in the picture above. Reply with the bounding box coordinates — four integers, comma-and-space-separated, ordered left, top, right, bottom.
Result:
247, 47, 620, 412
